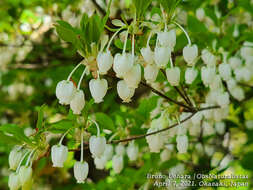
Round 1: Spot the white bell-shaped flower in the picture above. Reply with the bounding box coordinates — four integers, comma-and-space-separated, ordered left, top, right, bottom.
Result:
8, 173, 21, 190
226, 79, 237, 90
103, 144, 113, 161
97, 50, 113, 74
228, 57, 242, 70
234, 66, 251, 82
154, 46, 171, 68
230, 86, 245, 101
144, 64, 159, 83
9, 147, 23, 170
115, 144, 125, 156
157, 30, 176, 49
94, 156, 107, 170
112, 155, 123, 174
166, 67, 180, 86
126, 142, 138, 161
18, 166, 32, 186
89, 78, 108, 103
196, 8, 205, 21
89, 136, 106, 158
123, 64, 141, 89
141, 46, 154, 64
160, 149, 171, 162
218, 63, 231, 81
215, 122, 226, 135
56, 80, 76, 105
201, 66, 216, 86
73, 161, 88, 183
146, 128, 164, 153
241, 42, 253, 59
201, 49, 216, 66
183, 44, 198, 66
209, 75, 222, 90
176, 135, 188, 153
117, 80, 135, 102
70, 90, 85, 114
185, 67, 198, 84
216, 92, 230, 108
113, 53, 134, 78
203, 121, 215, 136
51, 144, 68, 167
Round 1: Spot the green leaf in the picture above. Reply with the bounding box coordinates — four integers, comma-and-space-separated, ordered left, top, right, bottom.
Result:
137, 96, 159, 120
0, 131, 22, 145
133, 0, 152, 19
95, 112, 115, 131
49, 120, 73, 133
241, 152, 253, 170
36, 105, 45, 130
0, 124, 32, 145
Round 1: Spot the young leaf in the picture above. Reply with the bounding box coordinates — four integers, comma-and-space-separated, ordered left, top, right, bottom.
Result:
95, 112, 115, 131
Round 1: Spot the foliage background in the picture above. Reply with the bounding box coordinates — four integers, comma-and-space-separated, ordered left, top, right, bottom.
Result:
0, 0, 253, 189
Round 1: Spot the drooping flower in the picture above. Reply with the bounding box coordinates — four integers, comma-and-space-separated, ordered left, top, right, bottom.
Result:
228, 57, 242, 70
89, 78, 108, 103
9, 147, 23, 170
216, 91, 230, 108
218, 63, 231, 81
117, 80, 135, 102
89, 136, 106, 158
113, 53, 134, 78
51, 144, 68, 167
141, 46, 154, 64
126, 142, 139, 161
154, 46, 171, 68
183, 44, 198, 66
196, 8, 205, 21
115, 144, 125, 156
112, 155, 123, 174
70, 90, 85, 114
185, 67, 198, 84
201, 49, 216, 66
176, 135, 188, 153
103, 144, 114, 161
8, 173, 21, 190
73, 161, 89, 183
157, 30, 176, 50
56, 80, 76, 105
123, 64, 141, 89
166, 67, 180, 86
201, 66, 216, 86
94, 156, 107, 170
144, 64, 159, 83
18, 166, 32, 186
97, 50, 113, 75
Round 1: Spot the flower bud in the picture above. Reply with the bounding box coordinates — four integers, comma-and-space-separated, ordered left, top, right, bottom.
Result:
185, 67, 198, 84
9, 147, 23, 170
73, 161, 88, 183
176, 135, 188, 153
228, 57, 242, 70
126, 142, 138, 161
113, 53, 134, 78
230, 86, 245, 101
94, 156, 107, 170
56, 80, 76, 105
123, 64, 141, 89
218, 63, 231, 81
89, 78, 108, 103
141, 46, 154, 64
201, 66, 216, 86
154, 46, 171, 68
97, 50, 113, 75
112, 155, 123, 174
157, 30, 176, 49
8, 173, 21, 190
234, 67, 251, 82
115, 144, 125, 156
144, 64, 159, 83
51, 144, 68, 167
183, 44, 198, 66
166, 67, 180, 86
216, 92, 230, 108
18, 166, 32, 186
70, 90, 85, 114
201, 49, 216, 66
89, 136, 106, 158
117, 80, 135, 102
